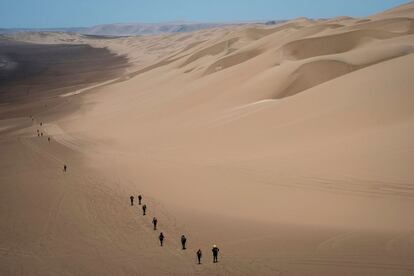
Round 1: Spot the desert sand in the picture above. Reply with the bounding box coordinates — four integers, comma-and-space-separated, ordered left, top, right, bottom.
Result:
1, 2, 414, 275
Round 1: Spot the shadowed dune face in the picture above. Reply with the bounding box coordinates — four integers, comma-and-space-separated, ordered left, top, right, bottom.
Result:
179, 37, 240, 67
280, 29, 411, 60
0, 39, 128, 103
275, 60, 354, 98
348, 17, 414, 33
204, 49, 263, 75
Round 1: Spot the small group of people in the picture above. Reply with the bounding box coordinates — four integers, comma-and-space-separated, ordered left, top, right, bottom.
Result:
129, 194, 142, 206
129, 194, 220, 264
130, 195, 146, 216
156, 233, 187, 249
35, 124, 50, 142
194, 246, 219, 264
31, 116, 60, 171
158, 233, 218, 264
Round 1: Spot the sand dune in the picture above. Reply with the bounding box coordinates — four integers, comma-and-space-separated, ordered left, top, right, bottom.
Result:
204, 49, 263, 75
2, 2, 414, 276
281, 28, 409, 60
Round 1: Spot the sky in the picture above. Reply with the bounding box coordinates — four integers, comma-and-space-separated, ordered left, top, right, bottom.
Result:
0, 0, 412, 28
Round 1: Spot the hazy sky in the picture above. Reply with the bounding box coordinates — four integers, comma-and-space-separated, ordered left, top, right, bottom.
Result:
0, 0, 412, 28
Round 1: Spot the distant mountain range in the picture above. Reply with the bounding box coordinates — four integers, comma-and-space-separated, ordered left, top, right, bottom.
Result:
81, 22, 230, 36
0, 27, 87, 35
0, 21, 285, 37
0, 23, 230, 37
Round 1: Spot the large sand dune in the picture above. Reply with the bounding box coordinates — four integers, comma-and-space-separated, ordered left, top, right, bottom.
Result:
1, 2, 414, 275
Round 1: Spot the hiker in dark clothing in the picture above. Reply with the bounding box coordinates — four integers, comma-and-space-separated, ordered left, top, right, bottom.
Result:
212, 245, 219, 263
48, 137, 51, 143
196, 249, 202, 264
159, 232, 164, 246
138, 195, 142, 205
142, 204, 147, 215
181, 235, 187, 250
152, 217, 158, 230
63, 164, 67, 172
130, 195, 134, 206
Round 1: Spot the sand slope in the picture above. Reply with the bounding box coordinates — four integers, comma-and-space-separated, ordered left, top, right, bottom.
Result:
2, 2, 414, 275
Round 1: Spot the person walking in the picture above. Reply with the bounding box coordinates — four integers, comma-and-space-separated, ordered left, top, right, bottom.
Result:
181, 235, 187, 250
138, 195, 142, 205
159, 232, 165, 246
152, 217, 158, 230
63, 164, 67, 172
48, 137, 51, 143
142, 204, 147, 215
212, 245, 219, 263
130, 195, 134, 206
196, 249, 202, 264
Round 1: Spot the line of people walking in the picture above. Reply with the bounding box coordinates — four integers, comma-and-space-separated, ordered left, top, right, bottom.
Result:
30, 114, 221, 265
130, 194, 220, 264
32, 116, 69, 175
35, 120, 51, 143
